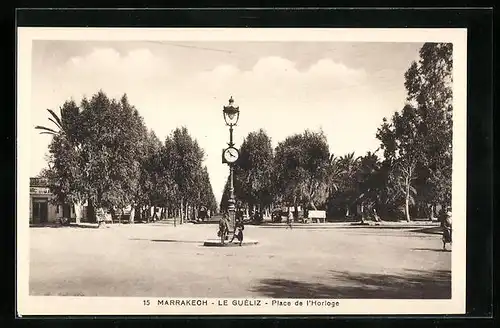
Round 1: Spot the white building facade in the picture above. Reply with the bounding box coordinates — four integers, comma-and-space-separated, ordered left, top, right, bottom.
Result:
29, 177, 76, 224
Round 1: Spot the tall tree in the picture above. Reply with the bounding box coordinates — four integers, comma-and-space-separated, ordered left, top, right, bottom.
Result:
220, 175, 231, 213
273, 129, 331, 212
233, 129, 274, 214
42, 91, 148, 222
79, 92, 146, 216
404, 42, 453, 210
377, 105, 424, 221
165, 127, 205, 223
354, 151, 387, 222
134, 130, 163, 222
199, 166, 218, 215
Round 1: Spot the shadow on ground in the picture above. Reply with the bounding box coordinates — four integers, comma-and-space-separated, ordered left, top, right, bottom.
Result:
251, 269, 451, 299
411, 248, 451, 253
411, 227, 443, 235
151, 239, 202, 244
129, 238, 203, 244
30, 224, 100, 229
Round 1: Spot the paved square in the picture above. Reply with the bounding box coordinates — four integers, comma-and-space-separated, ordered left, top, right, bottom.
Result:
29, 223, 451, 298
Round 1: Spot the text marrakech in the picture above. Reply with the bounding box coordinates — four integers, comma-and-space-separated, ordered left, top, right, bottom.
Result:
158, 300, 208, 306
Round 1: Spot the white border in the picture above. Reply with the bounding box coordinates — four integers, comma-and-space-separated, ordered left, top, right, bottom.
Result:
17, 27, 467, 316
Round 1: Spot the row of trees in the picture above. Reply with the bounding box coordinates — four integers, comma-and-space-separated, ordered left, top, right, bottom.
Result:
37, 91, 217, 223
220, 42, 453, 222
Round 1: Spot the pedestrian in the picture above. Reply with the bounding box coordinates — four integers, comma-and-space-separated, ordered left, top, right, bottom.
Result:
286, 210, 293, 229
218, 212, 230, 244
230, 218, 245, 246
441, 206, 452, 250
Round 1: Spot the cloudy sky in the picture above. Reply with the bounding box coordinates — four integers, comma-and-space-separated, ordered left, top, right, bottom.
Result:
30, 40, 423, 203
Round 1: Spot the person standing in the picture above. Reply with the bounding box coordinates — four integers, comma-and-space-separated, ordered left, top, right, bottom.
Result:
286, 210, 293, 229
218, 212, 230, 245
230, 218, 245, 246
440, 206, 452, 250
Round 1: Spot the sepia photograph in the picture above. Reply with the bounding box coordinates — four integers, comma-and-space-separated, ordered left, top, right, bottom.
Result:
16, 27, 467, 316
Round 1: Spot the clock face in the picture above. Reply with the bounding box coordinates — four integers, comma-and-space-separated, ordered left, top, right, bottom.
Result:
224, 147, 239, 163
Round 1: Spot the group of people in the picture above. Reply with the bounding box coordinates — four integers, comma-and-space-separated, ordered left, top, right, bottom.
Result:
218, 213, 245, 246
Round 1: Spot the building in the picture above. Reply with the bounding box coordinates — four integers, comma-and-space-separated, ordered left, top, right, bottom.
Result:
29, 177, 75, 224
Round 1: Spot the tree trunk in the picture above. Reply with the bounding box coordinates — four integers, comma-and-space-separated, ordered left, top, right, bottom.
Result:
360, 203, 365, 224
405, 177, 411, 222
74, 202, 82, 224
87, 198, 95, 223
173, 207, 177, 227
183, 201, 188, 224
345, 205, 350, 218
179, 200, 183, 225
135, 205, 142, 222
129, 206, 134, 224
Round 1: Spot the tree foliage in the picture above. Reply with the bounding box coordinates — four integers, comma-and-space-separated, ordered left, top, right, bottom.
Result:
405, 43, 453, 207
273, 129, 331, 210
39, 91, 218, 223
233, 129, 274, 211
376, 42, 453, 220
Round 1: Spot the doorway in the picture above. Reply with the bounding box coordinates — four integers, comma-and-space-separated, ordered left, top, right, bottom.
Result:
63, 204, 71, 218
32, 198, 48, 224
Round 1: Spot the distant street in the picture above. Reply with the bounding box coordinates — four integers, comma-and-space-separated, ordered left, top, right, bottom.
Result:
30, 223, 451, 298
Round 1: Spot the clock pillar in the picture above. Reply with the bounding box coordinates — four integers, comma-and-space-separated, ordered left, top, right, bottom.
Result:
227, 125, 236, 231
227, 164, 236, 232
222, 96, 240, 236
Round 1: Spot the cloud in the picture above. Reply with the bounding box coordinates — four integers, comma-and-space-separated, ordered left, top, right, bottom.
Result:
307, 58, 366, 85
62, 47, 169, 82
193, 56, 369, 114
251, 56, 299, 77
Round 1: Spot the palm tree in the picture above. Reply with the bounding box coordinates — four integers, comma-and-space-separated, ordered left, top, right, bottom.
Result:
35, 108, 64, 136
35, 102, 83, 221
35, 101, 80, 142
326, 154, 343, 194
335, 152, 360, 217
354, 151, 382, 223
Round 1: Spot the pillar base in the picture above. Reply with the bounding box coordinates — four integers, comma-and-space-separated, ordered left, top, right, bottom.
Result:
202, 238, 259, 247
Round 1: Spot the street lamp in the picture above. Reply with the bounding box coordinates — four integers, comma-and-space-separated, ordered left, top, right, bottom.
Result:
222, 96, 240, 234
223, 96, 240, 127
